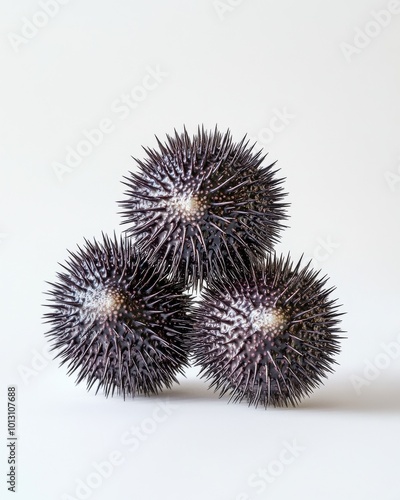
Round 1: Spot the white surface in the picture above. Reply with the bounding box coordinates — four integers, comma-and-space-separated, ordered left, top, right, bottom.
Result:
1, 1, 399, 499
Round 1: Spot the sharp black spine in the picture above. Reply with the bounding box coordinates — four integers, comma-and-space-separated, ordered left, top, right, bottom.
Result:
119, 126, 288, 289
190, 254, 344, 408
43, 234, 192, 398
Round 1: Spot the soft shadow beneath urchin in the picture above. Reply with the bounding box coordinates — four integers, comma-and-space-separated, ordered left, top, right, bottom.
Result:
104, 374, 400, 412
150, 377, 220, 402
298, 376, 400, 413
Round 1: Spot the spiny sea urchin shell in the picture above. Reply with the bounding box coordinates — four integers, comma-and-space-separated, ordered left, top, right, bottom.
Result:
190, 255, 344, 407
119, 126, 288, 289
43, 234, 192, 398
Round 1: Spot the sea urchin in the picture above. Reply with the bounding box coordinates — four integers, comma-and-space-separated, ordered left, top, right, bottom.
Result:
119, 126, 288, 288
190, 255, 344, 407
43, 234, 192, 398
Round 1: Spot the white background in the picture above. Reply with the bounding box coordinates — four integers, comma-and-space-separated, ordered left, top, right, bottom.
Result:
1, 1, 400, 499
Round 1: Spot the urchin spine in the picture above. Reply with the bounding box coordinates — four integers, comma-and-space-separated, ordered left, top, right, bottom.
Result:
190, 255, 344, 407
44, 234, 192, 398
119, 126, 288, 289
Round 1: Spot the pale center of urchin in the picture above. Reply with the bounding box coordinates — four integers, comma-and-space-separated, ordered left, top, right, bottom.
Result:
83, 288, 123, 321
168, 193, 204, 222
217, 297, 286, 343
250, 308, 286, 339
